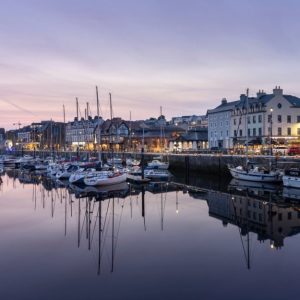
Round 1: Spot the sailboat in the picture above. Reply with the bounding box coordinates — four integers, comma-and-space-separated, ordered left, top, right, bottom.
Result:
228, 89, 282, 183
84, 93, 127, 187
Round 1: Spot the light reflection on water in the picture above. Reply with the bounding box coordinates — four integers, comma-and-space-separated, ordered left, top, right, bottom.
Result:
1, 169, 300, 300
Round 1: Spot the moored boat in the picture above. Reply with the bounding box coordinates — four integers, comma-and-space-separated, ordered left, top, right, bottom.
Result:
229, 165, 282, 183
283, 169, 300, 188
147, 159, 169, 170
83, 170, 127, 186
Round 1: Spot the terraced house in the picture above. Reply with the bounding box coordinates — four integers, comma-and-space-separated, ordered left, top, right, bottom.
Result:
208, 87, 300, 150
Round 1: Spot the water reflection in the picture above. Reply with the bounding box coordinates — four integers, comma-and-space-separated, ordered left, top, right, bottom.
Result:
1, 168, 300, 276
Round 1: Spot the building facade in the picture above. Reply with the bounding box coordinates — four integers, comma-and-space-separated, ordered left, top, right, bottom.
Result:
208, 87, 300, 150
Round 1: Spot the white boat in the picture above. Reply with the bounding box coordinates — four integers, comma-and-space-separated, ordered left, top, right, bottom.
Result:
56, 164, 81, 180
144, 169, 170, 180
126, 158, 140, 167
283, 187, 300, 200
107, 157, 123, 166
283, 169, 300, 188
227, 89, 282, 183
69, 168, 97, 184
147, 159, 169, 170
47, 163, 60, 177
229, 165, 282, 182
127, 168, 150, 183
84, 171, 127, 186
16, 155, 34, 164
0, 155, 17, 166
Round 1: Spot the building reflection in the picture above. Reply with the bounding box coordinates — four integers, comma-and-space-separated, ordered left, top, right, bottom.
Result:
2, 169, 300, 272
206, 179, 300, 250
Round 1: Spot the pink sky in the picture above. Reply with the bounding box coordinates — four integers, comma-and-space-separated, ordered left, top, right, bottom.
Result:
1, 0, 300, 129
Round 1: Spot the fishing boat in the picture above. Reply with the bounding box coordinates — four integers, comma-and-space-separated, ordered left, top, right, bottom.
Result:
283, 168, 300, 188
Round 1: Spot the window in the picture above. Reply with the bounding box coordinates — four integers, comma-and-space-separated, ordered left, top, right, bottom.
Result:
277, 103, 282, 109
258, 128, 262, 136
234, 130, 237, 137
220, 131, 223, 138
297, 116, 300, 123
239, 129, 242, 137
287, 115, 291, 123
287, 127, 291, 136
248, 128, 251, 136
268, 114, 272, 123
278, 127, 282, 136
253, 116, 256, 123
268, 127, 271, 134
247, 116, 250, 124
288, 212, 292, 220
211, 132, 213, 137
226, 130, 229, 137
234, 119, 236, 125
278, 213, 282, 221
298, 128, 300, 136
277, 115, 282, 123
253, 128, 256, 136
258, 115, 262, 123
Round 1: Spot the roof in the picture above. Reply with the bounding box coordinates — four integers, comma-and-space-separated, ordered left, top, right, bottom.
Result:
208, 92, 300, 115
207, 100, 240, 114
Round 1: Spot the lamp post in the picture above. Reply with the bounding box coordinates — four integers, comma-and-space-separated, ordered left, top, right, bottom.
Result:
270, 108, 273, 156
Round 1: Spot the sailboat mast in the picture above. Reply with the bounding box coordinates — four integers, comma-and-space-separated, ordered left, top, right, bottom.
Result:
109, 93, 114, 166
76, 97, 79, 120
160, 106, 163, 150
96, 86, 100, 117
96, 86, 101, 161
129, 111, 132, 152
111, 196, 115, 272
245, 88, 249, 164
63, 104, 66, 151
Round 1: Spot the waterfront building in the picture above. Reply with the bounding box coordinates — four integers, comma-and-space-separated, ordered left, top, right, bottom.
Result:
0, 128, 5, 149
65, 116, 103, 150
169, 126, 208, 152
100, 118, 130, 151
208, 87, 300, 150
207, 98, 238, 149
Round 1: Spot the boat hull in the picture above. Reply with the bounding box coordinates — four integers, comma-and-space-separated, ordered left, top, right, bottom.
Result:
84, 173, 127, 186
283, 175, 300, 188
229, 168, 281, 182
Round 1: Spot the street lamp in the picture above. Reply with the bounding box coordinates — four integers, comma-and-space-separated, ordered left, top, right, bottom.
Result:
270, 108, 273, 156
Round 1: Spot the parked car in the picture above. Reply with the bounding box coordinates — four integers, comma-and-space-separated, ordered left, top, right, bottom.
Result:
287, 146, 300, 156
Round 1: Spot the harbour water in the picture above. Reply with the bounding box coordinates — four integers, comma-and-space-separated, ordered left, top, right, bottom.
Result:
1, 169, 300, 300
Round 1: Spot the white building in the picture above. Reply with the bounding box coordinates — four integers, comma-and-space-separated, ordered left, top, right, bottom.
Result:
207, 98, 238, 148
208, 87, 300, 149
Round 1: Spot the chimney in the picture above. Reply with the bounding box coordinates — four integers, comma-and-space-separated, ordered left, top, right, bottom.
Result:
240, 94, 247, 102
273, 86, 283, 96
221, 98, 227, 105
257, 89, 266, 98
